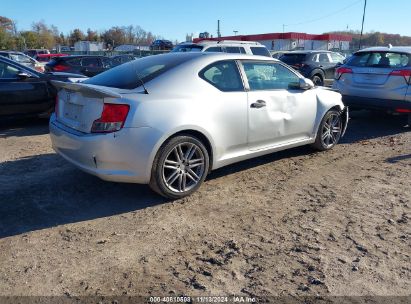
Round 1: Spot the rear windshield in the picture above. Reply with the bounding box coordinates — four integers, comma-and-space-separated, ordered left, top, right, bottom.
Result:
279, 54, 308, 64
346, 52, 411, 68
172, 44, 203, 52
250, 47, 271, 57
84, 55, 189, 89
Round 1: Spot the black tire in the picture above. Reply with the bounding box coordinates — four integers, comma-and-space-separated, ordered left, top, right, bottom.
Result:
149, 135, 210, 199
312, 74, 324, 86
312, 109, 343, 151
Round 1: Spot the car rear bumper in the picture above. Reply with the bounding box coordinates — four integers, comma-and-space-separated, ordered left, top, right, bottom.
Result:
49, 115, 160, 184
342, 95, 411, 112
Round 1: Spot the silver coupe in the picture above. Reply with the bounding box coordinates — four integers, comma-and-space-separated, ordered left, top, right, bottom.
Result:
50, 53, 348, 199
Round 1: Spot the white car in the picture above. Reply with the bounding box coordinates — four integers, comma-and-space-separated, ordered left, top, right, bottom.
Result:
172, 40, 271, 57
50, 53, 348, 199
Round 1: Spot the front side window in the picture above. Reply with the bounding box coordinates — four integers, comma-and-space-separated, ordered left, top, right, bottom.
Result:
242, 61, 300, 90
204, 47, 223, 53
318, 53, 330, 63
199, 60, 244, 92
330, 53, 345, 64
0, 62, 20, 79
225, 47, 246, 54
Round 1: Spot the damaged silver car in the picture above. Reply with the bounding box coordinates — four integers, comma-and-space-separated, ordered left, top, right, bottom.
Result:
50, 52, 348, 199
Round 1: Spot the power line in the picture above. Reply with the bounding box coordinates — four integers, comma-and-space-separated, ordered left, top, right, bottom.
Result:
284, 0, 363, 27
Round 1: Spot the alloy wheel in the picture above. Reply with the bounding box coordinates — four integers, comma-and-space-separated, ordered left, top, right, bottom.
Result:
321, 113, 342, 148
162, 142, 206, 193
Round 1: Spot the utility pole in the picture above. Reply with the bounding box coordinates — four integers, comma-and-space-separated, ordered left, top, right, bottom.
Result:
233, 30, 238, 36
217, 20, 221, 38
359, 0, 367, 50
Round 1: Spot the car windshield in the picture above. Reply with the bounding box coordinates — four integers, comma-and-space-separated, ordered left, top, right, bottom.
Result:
347, 51, 411, 68
279, 53, 308, 64
172, 44, 203, 52
84, 55, 190, 89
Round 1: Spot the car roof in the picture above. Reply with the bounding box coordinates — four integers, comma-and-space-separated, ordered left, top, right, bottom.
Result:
357, 46, 411, 54
283, 50, 334, 54
56, 55, 108, 60
150, 52, 278, 63
197, 40, 263, 46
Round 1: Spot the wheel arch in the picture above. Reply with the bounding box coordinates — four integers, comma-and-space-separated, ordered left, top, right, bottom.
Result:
150, 127, 215, 174
310, 69, 325, 80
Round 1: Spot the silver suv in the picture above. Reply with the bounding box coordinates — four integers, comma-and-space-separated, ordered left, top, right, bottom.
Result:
333, 46, 411, 114
172, 40, 271, 57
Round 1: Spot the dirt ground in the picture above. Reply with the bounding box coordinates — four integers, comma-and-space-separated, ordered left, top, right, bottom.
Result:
0, 111, 410, 301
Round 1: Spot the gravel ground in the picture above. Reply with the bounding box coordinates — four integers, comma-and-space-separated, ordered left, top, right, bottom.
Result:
0, 111, 410, 300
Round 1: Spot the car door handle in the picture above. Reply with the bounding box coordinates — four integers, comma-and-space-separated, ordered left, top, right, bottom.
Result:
250, 100, 266, 109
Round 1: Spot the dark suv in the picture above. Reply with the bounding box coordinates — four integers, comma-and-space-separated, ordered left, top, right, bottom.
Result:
150, 40, 174, 51
279, 51, 345, 86
45, 55, 112, 77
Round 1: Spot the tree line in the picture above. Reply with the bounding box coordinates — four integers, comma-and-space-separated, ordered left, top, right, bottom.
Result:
0, 16, 164, 51
327, 30, 411, 50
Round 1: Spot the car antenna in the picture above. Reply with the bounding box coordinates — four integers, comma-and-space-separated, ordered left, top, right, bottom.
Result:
136, 73, 149, 94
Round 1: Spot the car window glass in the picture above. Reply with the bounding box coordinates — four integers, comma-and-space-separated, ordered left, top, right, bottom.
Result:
330, 53, 344, 63
250, 47, 271, 57
204, 47, 223, 52
347, 52, 411, 68
101, 57, 112, 68
0, 62, 20, 78
311, 54, 319, 62
199, 60, 244, 92
66, 58, 81, 66
319, 53, 330, 63
225, 47, 242, 54
81, 57, 101, 67
243, 62, 300, 90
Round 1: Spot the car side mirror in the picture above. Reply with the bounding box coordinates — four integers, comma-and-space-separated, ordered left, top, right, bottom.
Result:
299, 78, 314, 90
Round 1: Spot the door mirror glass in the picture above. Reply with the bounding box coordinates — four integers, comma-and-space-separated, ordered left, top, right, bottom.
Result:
299, 78, 314, 90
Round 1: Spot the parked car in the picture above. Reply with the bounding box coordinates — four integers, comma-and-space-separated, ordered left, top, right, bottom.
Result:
172, 40, 271, 57
271, 51, 289, 59
34, 53, 68, 63
150, 40, 174, 51
0, 51, 44, 72
333, 46, 411, 114
45, 55, 112, 77
24, 49, 50, 58
110, 54, 136, 67
279, 51, 345, 86
50, 52, 348, 199
0, 56, 86, 119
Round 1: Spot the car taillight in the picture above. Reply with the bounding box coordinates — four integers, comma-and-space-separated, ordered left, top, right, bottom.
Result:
335, 67, 353, 80
389, 70, 411, 84
52, 64, 69, 72
395, 108, 411, 113
91, 103, 130, 133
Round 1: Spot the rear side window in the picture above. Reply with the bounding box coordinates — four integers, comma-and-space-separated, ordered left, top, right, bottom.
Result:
250, 47, 271, 57
199, 60, 244, 92
84, 55, 189, 89
347, 52, 411, 68
318, 53, 330, 63
172, 44, 203, 52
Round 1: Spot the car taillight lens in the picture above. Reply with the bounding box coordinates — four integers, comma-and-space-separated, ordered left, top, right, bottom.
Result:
395, 108, 411, 113
91, 103, 130, 133
389, 70, 411, 84
335, 67, 353, 80
53, 64, 69, 72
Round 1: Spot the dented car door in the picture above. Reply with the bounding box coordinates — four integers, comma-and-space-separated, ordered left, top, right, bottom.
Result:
241, 61, 317, 150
